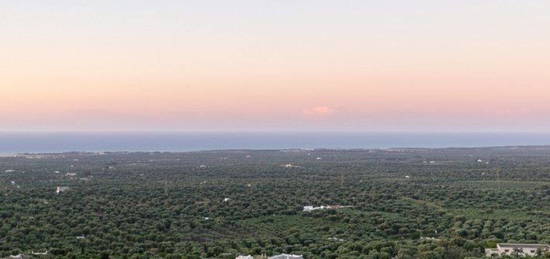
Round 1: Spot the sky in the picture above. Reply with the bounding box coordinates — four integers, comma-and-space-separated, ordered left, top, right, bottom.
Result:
2, 0, 550, 132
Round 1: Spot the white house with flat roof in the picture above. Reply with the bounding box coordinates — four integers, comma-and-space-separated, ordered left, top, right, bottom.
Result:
485, 243, 549, 257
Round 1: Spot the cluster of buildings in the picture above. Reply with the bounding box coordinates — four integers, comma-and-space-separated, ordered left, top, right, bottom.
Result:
485, 243, 550, 257
235, 243, 550, 258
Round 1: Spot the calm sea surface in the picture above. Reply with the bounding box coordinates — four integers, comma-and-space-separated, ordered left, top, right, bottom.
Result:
1, 132, 550, 153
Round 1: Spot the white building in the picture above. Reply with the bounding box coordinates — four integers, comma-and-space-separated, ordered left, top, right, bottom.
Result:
236, 256, 254, 259
56, 186, 70, 194
31, 251, 48, 255
303, 205, 351, 212
485, 243, 549, 257
268, 254, 303, 259
303, 205, 326, 212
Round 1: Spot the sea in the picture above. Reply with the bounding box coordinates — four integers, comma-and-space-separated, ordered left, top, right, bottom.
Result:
0, 132, 550, 154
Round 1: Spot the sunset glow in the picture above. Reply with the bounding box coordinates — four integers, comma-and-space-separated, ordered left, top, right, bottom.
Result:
2, 1, 550, 131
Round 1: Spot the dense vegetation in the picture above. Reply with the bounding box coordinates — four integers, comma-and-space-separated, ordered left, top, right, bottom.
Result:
1, 147, 549, 258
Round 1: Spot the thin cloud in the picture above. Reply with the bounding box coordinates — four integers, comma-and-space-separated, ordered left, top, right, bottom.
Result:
303, 106, 336, 117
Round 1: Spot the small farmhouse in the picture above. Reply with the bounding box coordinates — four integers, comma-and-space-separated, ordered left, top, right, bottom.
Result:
56, 186, 70, 194
485, 243, 549, 257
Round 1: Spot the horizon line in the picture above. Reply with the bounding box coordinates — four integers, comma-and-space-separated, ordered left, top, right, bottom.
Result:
2, 130, 550, 134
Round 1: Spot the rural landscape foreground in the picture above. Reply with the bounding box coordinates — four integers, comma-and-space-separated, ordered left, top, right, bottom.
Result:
1, 147, 549, 258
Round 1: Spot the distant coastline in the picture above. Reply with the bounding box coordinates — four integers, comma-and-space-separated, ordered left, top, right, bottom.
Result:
1, 132, 550, 153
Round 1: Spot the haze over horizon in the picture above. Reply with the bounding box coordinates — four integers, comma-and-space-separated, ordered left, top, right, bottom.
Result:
3, 1, 550, 132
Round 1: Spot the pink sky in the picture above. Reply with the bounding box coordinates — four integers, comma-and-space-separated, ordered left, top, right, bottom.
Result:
2, 1, 550, 131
